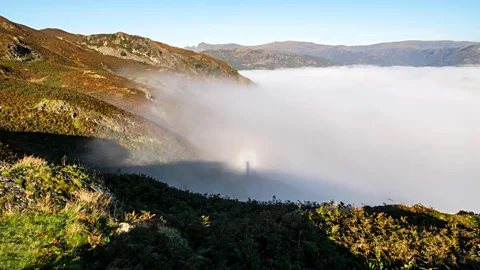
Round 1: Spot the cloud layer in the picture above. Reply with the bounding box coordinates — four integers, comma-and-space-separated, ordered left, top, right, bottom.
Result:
161, 66, 480, 213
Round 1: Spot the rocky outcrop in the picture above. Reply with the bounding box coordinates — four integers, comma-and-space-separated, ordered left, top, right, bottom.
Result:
81, 32, 251, 83
0, 36, 40, 61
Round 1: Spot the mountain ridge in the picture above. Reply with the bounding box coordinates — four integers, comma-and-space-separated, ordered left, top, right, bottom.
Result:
202, 47, 335, 70
187, 40, 480, 67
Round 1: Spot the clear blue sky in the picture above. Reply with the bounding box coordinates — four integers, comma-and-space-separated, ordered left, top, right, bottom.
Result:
2, 0, 479, 47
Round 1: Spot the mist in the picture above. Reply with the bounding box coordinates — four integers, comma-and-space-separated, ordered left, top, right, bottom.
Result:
123, 66, 480, 213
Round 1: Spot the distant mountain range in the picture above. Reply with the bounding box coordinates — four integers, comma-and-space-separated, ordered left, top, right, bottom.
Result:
432, 44, 480, 66
186, 40, 480, 69
185, 42, 243, 52
202, 48, 334, 70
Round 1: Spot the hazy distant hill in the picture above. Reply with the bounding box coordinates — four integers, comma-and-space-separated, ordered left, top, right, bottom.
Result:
252, 40, 480, 66
432, 45, 480, 66
189, 40, 480, 67
203, 48, 334, 70
185, 42, 243, 52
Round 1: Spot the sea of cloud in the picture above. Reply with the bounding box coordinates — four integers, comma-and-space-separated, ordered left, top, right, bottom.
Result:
157, 66, 479, 213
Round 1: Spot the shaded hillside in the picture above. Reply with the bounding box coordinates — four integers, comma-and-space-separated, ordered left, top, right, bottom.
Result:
433, 45, 480, 66
203, 48, 334, 70
185, 42, 243, 52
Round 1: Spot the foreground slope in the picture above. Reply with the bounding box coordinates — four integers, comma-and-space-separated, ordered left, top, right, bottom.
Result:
1, 143, 480, 269
203, 48, 334, 70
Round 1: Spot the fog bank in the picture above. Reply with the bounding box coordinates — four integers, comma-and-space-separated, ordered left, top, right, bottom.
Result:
155, 66, 479, 213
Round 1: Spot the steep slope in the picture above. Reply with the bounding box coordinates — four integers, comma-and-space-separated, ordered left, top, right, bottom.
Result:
0, 16, 220, 166
0, 16, 252, 161
202, 48, 334, 70
185, 42, 243, 52
0, 16, 250, 109
0, 16, 168, 112
433, 45, 480, 66
0, 77, 198, 166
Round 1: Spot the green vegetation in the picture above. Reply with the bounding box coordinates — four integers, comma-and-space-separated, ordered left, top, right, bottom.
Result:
2, 143, 480, 269
0, 156, 115, 269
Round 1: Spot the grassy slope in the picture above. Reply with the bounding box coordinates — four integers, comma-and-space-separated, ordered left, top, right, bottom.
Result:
1, 15, 250, 118
0, 71, 197, 166
1, 143, 480, 269
1, 67, 480, 268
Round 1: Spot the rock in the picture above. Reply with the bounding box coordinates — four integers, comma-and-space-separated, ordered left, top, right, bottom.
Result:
117, 222, 133, 234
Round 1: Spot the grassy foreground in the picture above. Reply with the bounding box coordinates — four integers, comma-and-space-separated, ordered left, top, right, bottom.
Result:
1, 144, 480, 269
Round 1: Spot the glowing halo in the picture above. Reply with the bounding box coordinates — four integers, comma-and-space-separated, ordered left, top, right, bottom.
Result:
234, 149, 259, 172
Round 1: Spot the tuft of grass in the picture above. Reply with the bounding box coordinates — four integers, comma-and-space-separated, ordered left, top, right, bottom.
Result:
0, 211, 80, 269
0, 157, 117, 269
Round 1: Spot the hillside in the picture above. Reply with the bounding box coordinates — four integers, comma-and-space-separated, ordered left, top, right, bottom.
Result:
202, 48, 334, 70
0, 16, 210, 166
188, 40, 480, 66
0, 15, 252, 160
0, 15, 249, 103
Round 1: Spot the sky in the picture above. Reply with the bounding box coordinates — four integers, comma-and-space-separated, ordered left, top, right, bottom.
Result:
2, 0, 480, 47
